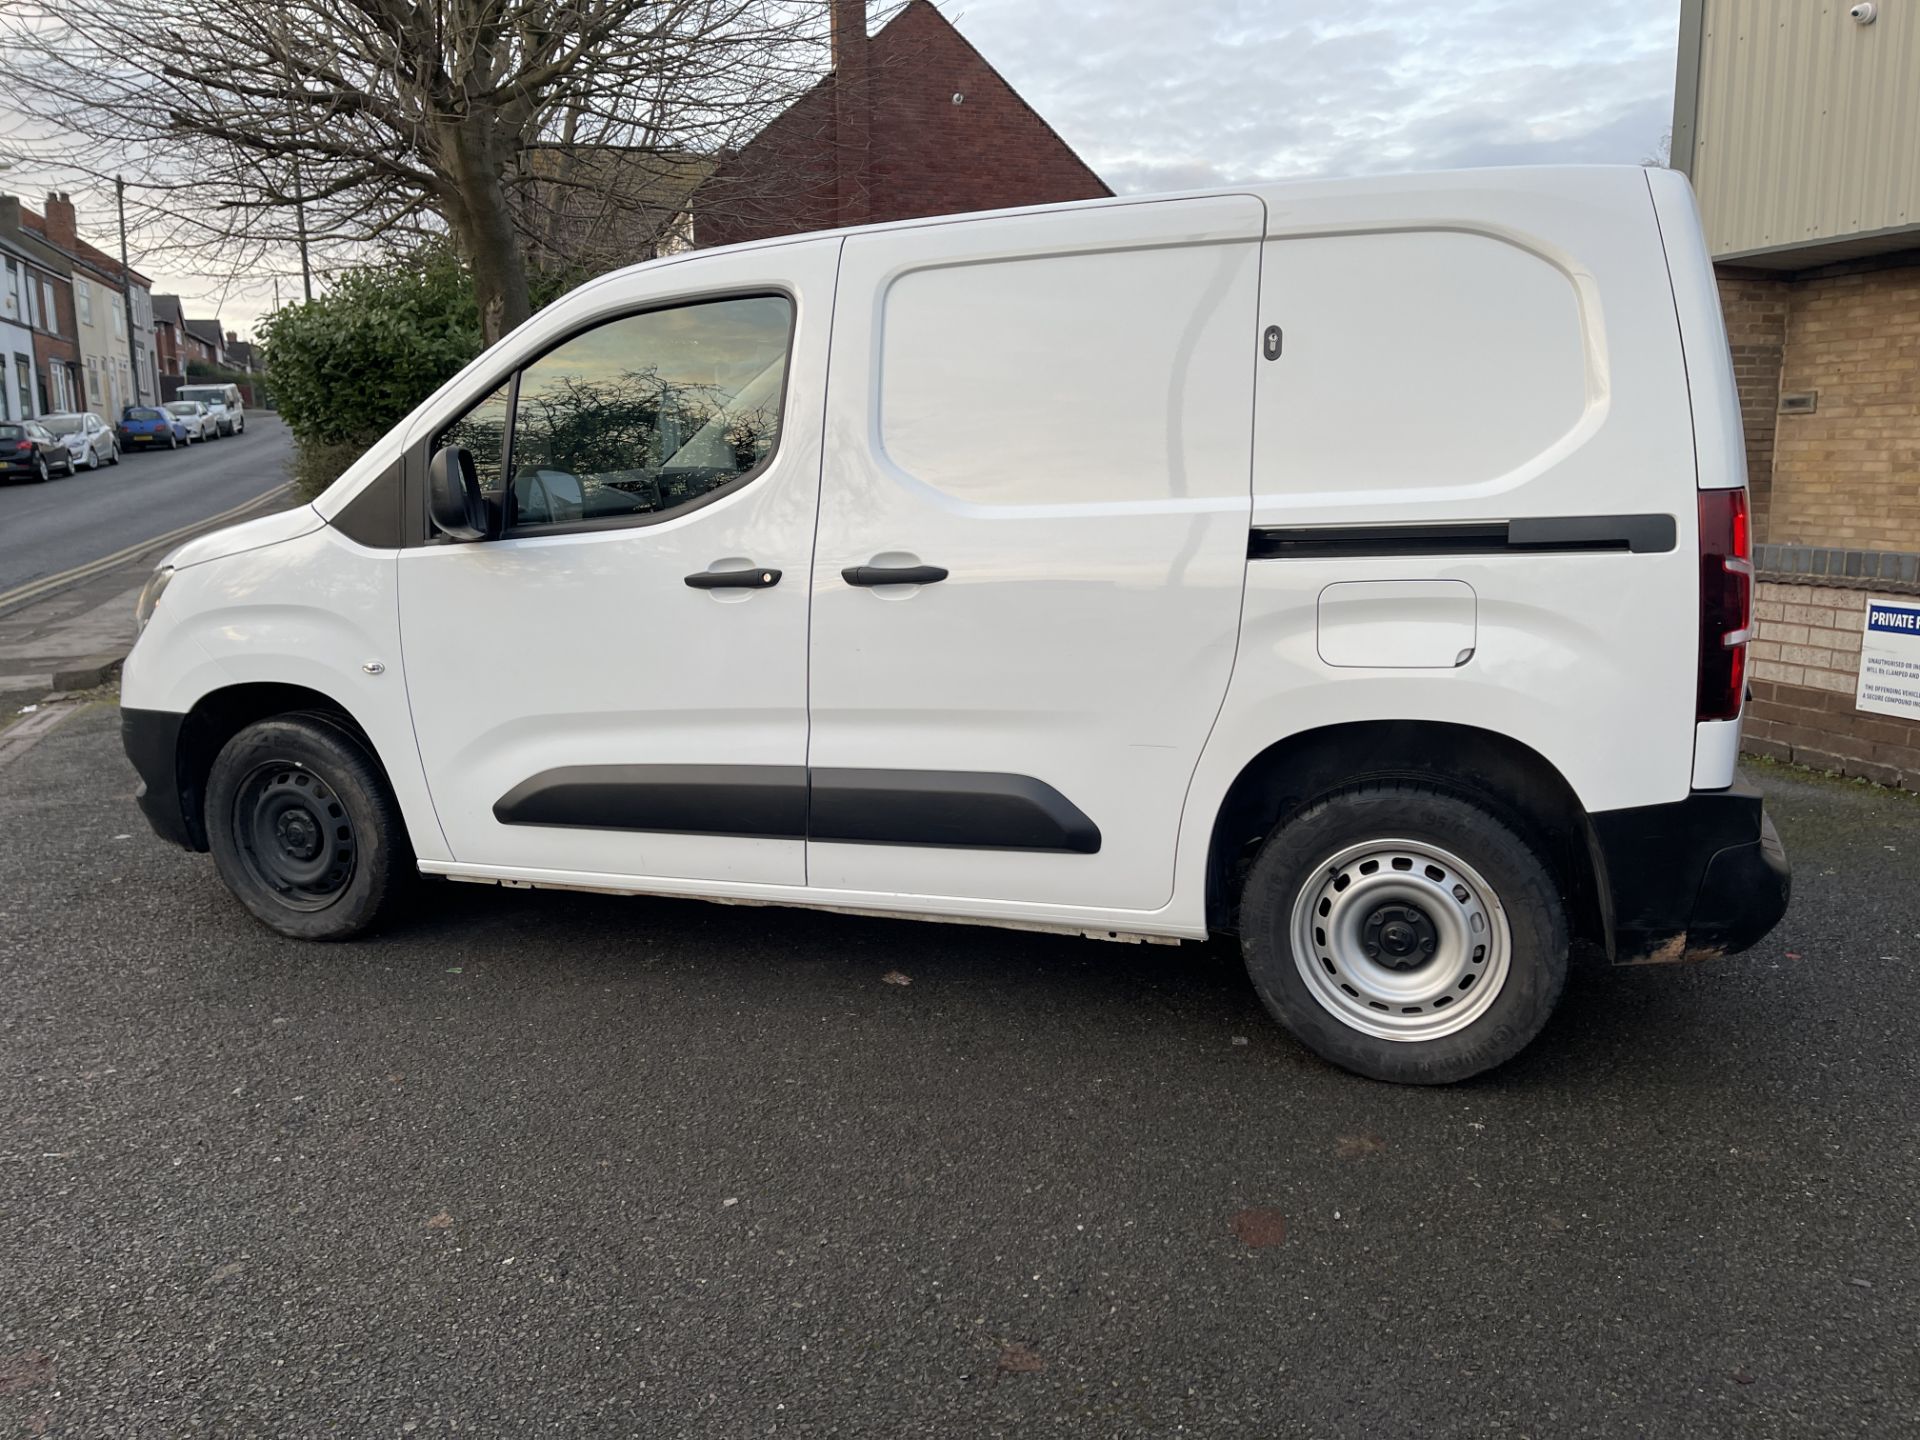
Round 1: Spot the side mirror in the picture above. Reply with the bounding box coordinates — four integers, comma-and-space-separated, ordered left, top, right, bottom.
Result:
428, 445, 490, 542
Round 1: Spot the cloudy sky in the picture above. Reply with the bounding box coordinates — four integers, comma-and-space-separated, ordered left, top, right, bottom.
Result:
9, 0, 1683, 338
950, 0, 1681, 192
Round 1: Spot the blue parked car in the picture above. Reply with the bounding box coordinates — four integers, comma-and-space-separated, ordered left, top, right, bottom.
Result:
117, 404, 191, 451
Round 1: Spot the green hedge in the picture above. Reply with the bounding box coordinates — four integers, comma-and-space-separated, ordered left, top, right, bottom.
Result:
262, 246, 583, 498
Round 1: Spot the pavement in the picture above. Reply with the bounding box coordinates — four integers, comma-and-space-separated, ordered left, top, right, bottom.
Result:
1, 707, 1916, 1437
0, 416, 296, 702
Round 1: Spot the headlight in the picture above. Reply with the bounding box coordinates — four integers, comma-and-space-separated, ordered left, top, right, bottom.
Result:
135, 564, 174, 633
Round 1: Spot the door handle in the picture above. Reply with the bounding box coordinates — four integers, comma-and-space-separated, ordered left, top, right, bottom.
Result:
685, 567, 781, 589
842, 565, 948, 587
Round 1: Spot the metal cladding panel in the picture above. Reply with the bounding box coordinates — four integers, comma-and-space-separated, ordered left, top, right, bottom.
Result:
1690, 0, 1920, 260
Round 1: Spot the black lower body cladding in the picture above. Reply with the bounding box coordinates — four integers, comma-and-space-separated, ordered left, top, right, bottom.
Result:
1590, 779, 1791, 963
121, 707, 199, 850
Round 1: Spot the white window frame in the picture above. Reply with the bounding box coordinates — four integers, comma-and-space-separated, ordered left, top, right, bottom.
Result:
76, 277, 93, 326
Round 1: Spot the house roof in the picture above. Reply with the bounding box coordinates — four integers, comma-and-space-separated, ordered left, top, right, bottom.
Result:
151, 293, 187, 328
18, 207, 152, 289
183, 317, 224, 348
694, 0, 1109, 248
519, 145, 716, 273
0, 215, 73, 277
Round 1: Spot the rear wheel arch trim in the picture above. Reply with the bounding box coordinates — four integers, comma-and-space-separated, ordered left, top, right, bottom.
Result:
1200, 719, 1603, 945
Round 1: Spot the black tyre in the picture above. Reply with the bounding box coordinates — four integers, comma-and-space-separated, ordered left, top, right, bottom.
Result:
167, 433, 178, 450
1239, 782, 1567, 1085
32, 455, 48, 483
205, 715, 412, 940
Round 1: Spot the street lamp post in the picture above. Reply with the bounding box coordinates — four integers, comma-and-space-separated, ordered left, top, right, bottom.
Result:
116, 175, 143, 404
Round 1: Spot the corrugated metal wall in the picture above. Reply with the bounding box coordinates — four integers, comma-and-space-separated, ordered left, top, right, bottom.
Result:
1691, 0, 1920, 259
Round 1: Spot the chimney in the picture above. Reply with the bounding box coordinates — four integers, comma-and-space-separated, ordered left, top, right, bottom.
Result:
0, 195, 19, 236
831, 0, 870, 227
45, 192, 77, 252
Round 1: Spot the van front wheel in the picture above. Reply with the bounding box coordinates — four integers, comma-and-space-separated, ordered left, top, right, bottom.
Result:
205, 715, 411, 940
1239, 783, 1567, 1084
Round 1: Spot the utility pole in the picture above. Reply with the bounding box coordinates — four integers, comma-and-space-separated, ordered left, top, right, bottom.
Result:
292, 167, 313, 302
117, 176, 144, 404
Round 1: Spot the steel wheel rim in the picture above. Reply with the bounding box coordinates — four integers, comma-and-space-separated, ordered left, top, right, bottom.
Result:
231, 763, 358, 911
1289, 837, 1512, 1042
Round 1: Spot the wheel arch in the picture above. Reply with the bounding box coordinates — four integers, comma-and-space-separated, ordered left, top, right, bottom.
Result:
170, 682, 393, 851
1203, 720, 1605, 950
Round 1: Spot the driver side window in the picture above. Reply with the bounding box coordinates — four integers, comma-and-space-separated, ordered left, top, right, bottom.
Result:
437, 295, 793, 534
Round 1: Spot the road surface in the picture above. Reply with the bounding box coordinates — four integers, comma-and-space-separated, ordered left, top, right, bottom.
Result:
0, 415, 292, 594
0, 711, 1915, 1438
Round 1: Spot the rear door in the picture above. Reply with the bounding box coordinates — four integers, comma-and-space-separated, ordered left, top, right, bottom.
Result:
804, 197, 1265, 915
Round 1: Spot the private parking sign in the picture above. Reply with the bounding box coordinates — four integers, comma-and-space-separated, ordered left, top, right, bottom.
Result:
1857, 597, 1920, 721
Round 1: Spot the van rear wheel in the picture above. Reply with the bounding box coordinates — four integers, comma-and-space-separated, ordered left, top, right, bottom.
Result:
205, 715, 411, 940
1239, 782, 1567, 1084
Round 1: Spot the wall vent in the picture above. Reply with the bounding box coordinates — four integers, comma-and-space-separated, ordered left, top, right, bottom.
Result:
1779, 391, 1818, 415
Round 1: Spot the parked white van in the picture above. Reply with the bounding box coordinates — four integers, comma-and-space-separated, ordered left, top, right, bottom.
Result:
176, 383, 245, 436
120, 166, 1789, 1083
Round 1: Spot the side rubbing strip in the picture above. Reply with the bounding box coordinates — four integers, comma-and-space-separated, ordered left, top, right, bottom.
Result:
494, 765, 807, 838
1249, 514, 1676, 561
811, 769, 1101, 854
493, 766, 1102, 854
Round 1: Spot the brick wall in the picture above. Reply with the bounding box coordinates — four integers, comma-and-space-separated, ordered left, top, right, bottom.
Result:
1717, 273, 1789, 539
697, 0, 1109, 248
1746, 578, 1920, 789
1766, 257, 1920, 552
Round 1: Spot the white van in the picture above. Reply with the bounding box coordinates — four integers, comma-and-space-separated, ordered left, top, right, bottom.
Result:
119, 167, 1789, 1083
176, 383, 245, 436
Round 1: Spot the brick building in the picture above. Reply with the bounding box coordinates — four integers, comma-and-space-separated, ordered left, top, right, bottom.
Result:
21, 194, 160, 417
1672, 0, 1920, 789
0, 197, 83, 415
693, 0, 1109, 248
151, 293, 188, 381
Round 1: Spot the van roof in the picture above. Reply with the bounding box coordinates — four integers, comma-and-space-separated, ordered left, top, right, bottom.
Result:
574, 163, 1662, 303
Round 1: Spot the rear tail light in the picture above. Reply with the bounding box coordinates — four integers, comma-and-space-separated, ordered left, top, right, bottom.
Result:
12, 440, 28, 452
1697, 488, 1753, 722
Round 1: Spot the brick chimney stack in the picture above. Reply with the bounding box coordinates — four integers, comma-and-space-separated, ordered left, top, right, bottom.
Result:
831, 0, 870, 227
0, 195, 20, 235
44, 192, 78, 252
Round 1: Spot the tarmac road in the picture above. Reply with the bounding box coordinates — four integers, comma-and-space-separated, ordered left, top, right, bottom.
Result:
1, 707, 1916, 1437
0, 416, 291, 594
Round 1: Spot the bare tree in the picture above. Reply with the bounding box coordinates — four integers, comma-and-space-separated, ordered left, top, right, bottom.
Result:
0, 0, 831, 341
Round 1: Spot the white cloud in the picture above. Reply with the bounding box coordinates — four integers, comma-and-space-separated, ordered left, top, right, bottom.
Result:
947, 0, 1679, 189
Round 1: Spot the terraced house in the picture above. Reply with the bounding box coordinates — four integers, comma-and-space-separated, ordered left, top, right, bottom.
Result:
1674, 0, 1920, 789
21, 193, 159, 418
0, 197, 82, 417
